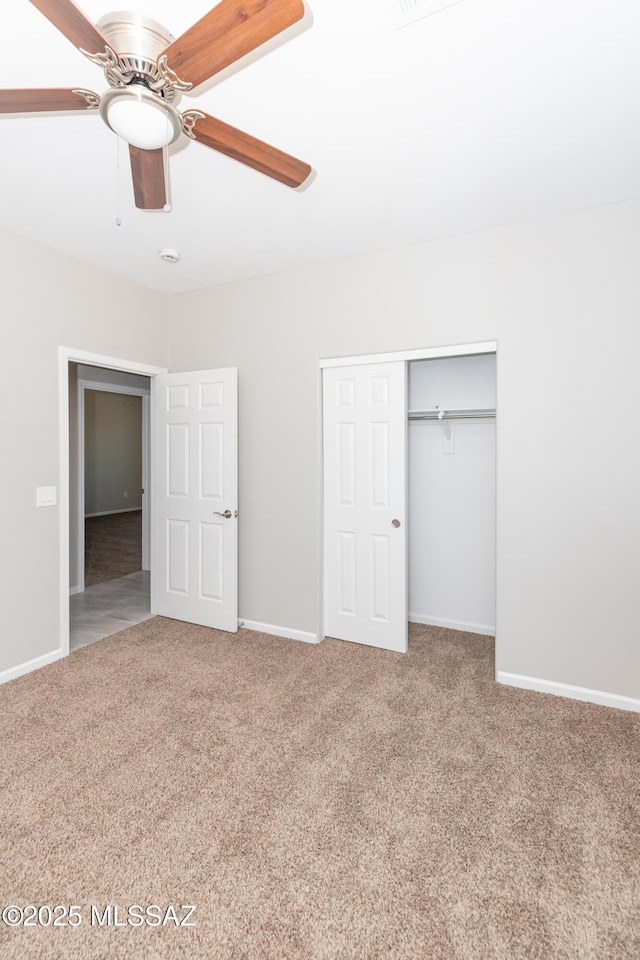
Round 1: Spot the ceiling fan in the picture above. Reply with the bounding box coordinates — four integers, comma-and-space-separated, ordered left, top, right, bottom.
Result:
0, 0, 312, 209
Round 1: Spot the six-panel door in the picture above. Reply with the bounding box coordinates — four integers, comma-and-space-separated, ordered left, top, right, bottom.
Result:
323, 361, 407, 652
152, 369, 238, 632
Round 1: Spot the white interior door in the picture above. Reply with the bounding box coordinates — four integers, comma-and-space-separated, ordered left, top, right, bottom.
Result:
152, 369, 238, 632
323, 361, 407, 652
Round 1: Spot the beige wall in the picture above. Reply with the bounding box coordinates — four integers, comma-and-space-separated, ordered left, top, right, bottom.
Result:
0, 227, 167, 676
84, 391, 142, 516
167, 199, 640, 701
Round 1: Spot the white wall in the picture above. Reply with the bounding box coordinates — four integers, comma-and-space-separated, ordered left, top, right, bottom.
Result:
408, 355, 496, 634
0, 227, 167, 679
167, 199, 640, 703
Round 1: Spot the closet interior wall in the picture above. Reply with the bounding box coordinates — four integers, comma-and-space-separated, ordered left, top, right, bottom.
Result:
408, 355, 496, 635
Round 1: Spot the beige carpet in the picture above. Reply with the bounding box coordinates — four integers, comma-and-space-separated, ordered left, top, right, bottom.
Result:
0, 621, 638, 960
84, 510, 142, 586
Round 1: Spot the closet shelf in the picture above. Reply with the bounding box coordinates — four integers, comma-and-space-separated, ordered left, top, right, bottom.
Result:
408, 407, 495, 421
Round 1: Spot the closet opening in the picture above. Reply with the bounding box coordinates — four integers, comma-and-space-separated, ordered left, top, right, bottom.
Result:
408, 354, 496, 637
321, 342, 496, 654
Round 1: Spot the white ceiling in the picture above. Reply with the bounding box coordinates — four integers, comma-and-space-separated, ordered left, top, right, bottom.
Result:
0, 0, 638, 294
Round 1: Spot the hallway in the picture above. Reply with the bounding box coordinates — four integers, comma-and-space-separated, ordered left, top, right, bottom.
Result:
70, 570, 152, 651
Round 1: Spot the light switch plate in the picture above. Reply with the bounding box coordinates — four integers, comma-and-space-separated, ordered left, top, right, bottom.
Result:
36, 486, 57, 507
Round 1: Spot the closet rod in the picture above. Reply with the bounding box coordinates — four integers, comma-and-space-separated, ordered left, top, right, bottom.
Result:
408, 407, 495, 421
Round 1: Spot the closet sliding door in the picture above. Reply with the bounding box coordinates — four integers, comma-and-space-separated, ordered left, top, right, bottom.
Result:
323, 361, 407, 652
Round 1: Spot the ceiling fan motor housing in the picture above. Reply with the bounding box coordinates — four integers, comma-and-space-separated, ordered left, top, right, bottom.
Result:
95, 12, 181, 102
97, 11, 174, 60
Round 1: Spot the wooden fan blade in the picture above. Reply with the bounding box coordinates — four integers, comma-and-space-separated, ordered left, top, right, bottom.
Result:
191, 112, 311, 187
28, 0, 110, 55
0, 88, 99, 113
161, 0, 305, 89
129, 146, 167, 210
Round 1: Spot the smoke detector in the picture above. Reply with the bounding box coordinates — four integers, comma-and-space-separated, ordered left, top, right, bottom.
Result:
389, 0, 463, 28
159, 248, 180, 263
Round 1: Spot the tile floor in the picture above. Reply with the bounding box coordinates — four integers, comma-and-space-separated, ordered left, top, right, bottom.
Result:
69, 570, 153, 651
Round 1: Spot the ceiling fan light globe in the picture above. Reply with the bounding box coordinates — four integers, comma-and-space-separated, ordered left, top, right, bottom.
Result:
100, 87, 182, 150
108, 98, 170, 149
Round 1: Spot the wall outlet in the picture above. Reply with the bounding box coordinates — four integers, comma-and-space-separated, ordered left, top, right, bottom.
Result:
123, 491, 128, 498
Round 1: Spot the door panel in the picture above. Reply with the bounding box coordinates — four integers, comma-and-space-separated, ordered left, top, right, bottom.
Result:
323, 361, 407, 652
152, 369, 238, 632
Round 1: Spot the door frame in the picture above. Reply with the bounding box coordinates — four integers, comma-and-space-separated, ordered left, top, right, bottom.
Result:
318, 339, 497, 648
58, 347, 167, 657
76, 378, 151, 594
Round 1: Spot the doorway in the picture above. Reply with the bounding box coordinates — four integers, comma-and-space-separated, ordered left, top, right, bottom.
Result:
68, 364, 153, 650
321, 341, 497, 654
59, 347, 167, 656
408, 353, 496, 635
59, 348, 240, 657
72, 366, 151, 594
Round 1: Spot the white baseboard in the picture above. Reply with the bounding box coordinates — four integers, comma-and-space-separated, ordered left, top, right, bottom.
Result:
0, 649, 64, 686
69, 585, 83, 596
497, 671, 640, 714
85, 507, 142, 518
239, 619, 320, 644
409, 613, 495, 636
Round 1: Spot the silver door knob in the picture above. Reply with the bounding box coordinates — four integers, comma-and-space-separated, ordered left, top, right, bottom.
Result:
214, 509, 232, 519
392, 519, 401, 528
